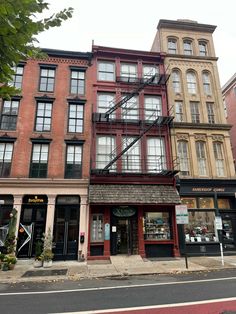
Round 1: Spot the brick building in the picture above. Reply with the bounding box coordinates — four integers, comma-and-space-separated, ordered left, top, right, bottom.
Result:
0, 49, 92, 260
87, 45, 180, 259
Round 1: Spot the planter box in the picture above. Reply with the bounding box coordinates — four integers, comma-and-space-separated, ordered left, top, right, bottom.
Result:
34, 260, 43, 268
43, 260, 52, 268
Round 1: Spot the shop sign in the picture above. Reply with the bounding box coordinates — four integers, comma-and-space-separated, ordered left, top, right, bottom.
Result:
215, 216, 223, 230
105, 223, 110, 240
112, 206, 136, 217
175, 205, 189, 224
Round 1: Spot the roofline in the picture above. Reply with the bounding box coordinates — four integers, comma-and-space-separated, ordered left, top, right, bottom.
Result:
157, 19, 217, 33
222, 73, 236, 94
42, 48, 92, 60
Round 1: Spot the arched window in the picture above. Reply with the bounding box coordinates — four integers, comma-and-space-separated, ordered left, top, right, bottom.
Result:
187, 71, 197, 94
183, 39, 193, 55
172, 69, 181, 93
202, 71, 211, 95
177, 141, 189, 176
213, 142, 225, 177
199, 41, 208, 56
168, 38, 177, 54
195, 141, 207, 176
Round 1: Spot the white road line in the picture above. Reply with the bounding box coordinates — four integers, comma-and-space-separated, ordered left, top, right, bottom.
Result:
50, 297, 236, 314
1, 276, 236, 296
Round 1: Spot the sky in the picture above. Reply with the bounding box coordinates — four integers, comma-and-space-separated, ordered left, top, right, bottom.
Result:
37, 0, 236, 86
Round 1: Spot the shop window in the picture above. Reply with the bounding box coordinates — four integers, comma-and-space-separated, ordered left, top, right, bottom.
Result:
199, 197, 214, 209
181, 197, 197, 209
218, 198, 231, 209
91, 214, 104, 242
185, 211, 216, 243
143, 212, 171, 240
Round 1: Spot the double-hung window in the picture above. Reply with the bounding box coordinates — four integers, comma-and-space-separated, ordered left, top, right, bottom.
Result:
190, 102, 200, 123
183, 40, 193, 55
68, 102, 84, 133
177, 141, 189, 176
168, 39, 177, 54
202, 72, 211, 95
35, 101, 52, 132
98, 61, 115, 81
206, 103, 215, 124
187, 71, 197, 94
213, 142, 225, 177
10, 65, 24, 89
30, 143, 49, 178
0, 142, 13, 177
70, 69, 85, 94
39, 67, 55, 92
199, 41, 207, 56
195, 141, 207, 176
172, 70, 181, 93
122, 137, 140, 172
0, 99, 19, 130
96, 136, 116, 170
97, 93, 115, 118
65, 144, 82, 178
121, 96, 139, 120
144, 96, 162, 121
175, 101, 184, 122
120, 63, 137, 82
147, 138, 166, 173
143, 65, 159, 83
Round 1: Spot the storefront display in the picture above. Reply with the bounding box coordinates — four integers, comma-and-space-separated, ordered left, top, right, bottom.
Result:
143, 212, 171, 240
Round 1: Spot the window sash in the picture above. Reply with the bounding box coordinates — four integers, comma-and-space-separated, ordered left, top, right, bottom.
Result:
10, 65, 24, 89
196, 142, 207, 176
177, 141, 189, 175
68, 104, 84, 133
147, 138, 166, 173
35, 102, 52, 131
39, 68, 55, 92
120, 64, 137, 78
121, 96, 139, 120
175, 101, 184, 122
168, 39, 177, 53
98, 62, 115, 81
199, 42, 207, 56
70, 70, 85, 94
172, 71, 181, 93
144, 96, 162, 121
187, 73, 197, 94
207, 103, 215, 124
65, 145, 82, 178
0, 100, 19, 130
30, 144, 49, 178
96, 136, 116, 170
213, 142, 224, 176
190, 102, 200, 123
0, 143, 13, 177
203, 73, 211, 95
122, 137, 140, 172
183, 41, 193, 55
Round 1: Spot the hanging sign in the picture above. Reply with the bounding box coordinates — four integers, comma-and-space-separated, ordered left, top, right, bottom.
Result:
112, 206, 136, 217
175, 205, 189, 224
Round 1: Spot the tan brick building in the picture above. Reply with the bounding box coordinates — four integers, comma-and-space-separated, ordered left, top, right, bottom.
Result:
151, 19, 236, 255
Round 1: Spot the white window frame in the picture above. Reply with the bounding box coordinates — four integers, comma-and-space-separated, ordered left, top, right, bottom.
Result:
202, 72, 211, 95
206, 103, 215, 124
121, 96, 139, 120
183, 40, 193, 55
177, 141, 189, 176
190, 102, 200, 123
168, 38, 177, 54
122, 137, 141, 172
213, 142, 225, 177
96, 136, 116, 170
187, 72, 197, 94
98, 61, 115, 81
172, 70, 181, 93
147, 137, 166, 173
144, 96, 162, 121
175, 101, 184, 122
195, 141, 207, 176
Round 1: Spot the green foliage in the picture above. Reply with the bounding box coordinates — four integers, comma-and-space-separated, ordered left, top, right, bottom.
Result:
0, 0, 74, 98
42, 227, 54, 261
35, 240, 43, 260
4, 208, 17, 254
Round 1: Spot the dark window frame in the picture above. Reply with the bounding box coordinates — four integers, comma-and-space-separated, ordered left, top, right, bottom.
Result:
11, 65, 24, 89
0, 141, 14, 177
39, 65, 56, 92
64, 141, 84, 179
29, 141, 50, 178
0, 98, 20, 130
35, 101, 53, 132
67, 101, 85, 133
70, 68, 85, 95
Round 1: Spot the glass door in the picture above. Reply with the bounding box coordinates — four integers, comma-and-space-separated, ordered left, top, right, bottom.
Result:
222, 217, 236, 251
53, 206, 79, 260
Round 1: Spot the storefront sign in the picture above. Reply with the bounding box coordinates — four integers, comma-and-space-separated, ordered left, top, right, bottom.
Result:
175, 205, 189, 224
112, 206, 136, 217
105, 223, 110, 240
215, 216, 223, 230
192, 188, 225, 192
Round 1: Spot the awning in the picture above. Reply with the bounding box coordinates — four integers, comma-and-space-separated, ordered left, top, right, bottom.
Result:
89, 184, 180, 204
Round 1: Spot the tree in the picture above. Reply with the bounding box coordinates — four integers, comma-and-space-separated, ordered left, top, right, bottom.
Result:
0, 0, 73, 98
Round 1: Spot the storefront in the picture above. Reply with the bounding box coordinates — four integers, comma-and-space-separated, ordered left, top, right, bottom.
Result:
177, 179, 236, 255
0, 195, 14, 252
88, 184, 180, 259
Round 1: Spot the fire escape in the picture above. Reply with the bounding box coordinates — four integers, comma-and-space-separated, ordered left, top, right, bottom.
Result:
92, 72, 179, 176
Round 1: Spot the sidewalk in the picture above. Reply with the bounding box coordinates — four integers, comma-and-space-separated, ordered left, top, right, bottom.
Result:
1, 255, 236, 284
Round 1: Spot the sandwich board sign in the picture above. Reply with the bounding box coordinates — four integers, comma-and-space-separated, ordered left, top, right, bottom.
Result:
175, 205, 189, 224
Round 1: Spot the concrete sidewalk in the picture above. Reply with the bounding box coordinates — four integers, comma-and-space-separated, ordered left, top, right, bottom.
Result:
1, 255, 236, 284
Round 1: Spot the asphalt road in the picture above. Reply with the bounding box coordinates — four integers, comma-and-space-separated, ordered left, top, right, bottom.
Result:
1, 269, 236, 314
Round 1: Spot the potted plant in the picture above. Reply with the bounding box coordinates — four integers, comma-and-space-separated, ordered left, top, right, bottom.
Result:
1, 255, 9, 271
42, 228, 54, 268
7, 255, 17, 270
34, 241, 43, 268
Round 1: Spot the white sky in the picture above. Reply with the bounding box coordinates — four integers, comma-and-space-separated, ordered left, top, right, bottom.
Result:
37, 0, 236, 86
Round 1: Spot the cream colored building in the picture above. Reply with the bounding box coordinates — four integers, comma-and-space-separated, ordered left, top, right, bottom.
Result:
151, 19, 236, 255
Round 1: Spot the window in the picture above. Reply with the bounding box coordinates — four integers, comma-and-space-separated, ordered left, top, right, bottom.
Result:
172, 70, 181, 93
144, 212, 171, 240
122, 137, 140, 172
65, 144, 82, 178
218, 199, 230, 209
97, 93, 115, 118
39, 67, 55, 92
0, 99, 19, 130
0, 143, 13, 177
181, 198, 197, 209
35, 102, 52, 132
199, 197, 214, 209
185, 211, 216, 242
175, 101, 184, 122
147, 138, 166, 173
206, 103, 215, 124
144, 96, 162, 121
30, 143, 49, 178
143, 65, 159, 83
91, 214, 104, 242
98, 61, 115, 81
183, 40, 193, 55
10, 65, 24, 89
121, 96, 139, 120
190, 102, 200, 123
96, 136, 116, 170
195, 141, 207, 176
120, 63, 137, 82
202, 72, 211, 95
199, 41, 207, 56
187, 71, 197, 94
70, 69, 85, 94
177, 141, 189, 176
168, 38, 177, 54
68, 103, 84, 133
213, 142, 225, 177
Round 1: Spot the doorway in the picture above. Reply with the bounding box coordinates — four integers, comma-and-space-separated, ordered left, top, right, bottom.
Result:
53, 205, 80, 260
117, 219, 131, 254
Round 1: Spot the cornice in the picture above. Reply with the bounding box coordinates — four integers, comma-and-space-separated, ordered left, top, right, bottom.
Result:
172, 122, 232, 130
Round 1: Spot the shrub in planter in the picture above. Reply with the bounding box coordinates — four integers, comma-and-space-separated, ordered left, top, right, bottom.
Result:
7, 255, 17, 270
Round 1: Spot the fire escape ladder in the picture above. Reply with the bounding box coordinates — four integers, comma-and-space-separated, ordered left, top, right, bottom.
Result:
103, 116, 164, 170
104, 73, 158, 118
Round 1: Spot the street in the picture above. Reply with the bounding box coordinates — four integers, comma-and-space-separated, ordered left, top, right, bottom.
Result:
1, 269, 236, 314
